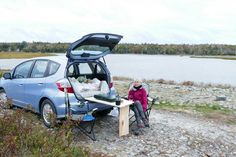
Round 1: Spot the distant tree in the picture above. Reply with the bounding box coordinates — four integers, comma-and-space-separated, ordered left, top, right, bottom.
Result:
19, 41, 27, 51
0, 42, 236, 56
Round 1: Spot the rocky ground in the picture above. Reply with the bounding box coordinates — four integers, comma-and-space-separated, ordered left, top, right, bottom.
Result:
114, 80, 236, 109
74, 110, 236, 157
72, 81, 236, 157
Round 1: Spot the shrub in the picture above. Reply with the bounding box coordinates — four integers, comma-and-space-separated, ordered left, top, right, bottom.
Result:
0, 105, 87, 157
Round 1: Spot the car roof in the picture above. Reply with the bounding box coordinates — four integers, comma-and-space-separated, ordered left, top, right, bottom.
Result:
31, 55, 67, 63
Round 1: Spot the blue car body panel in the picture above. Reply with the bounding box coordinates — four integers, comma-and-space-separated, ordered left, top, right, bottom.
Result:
4, 77, 26, 107
24, 77, 46, 111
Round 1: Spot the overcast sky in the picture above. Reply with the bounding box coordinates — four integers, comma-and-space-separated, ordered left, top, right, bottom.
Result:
0, 0, 236, 44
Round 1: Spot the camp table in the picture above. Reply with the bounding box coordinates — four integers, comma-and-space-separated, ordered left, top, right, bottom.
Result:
85, 97, 133, 136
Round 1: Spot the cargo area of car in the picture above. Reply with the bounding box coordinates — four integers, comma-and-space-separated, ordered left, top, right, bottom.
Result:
66, 61, 111, 99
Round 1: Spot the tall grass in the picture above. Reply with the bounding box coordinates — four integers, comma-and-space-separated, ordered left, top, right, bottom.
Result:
0, 52, 55, 59
191, 56, 236, 61
154, 101, 236, 124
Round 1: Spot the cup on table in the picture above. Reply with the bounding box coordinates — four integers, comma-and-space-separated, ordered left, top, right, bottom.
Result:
115, 96, 121, 106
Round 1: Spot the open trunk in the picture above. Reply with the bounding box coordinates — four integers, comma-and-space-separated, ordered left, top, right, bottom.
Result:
66, 61, 112, 100
66, 33, 123, 60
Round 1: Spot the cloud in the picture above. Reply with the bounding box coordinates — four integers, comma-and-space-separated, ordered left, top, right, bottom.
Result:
0, 0, 236, 44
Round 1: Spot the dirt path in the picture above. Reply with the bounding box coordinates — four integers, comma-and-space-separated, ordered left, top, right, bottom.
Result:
75, 109, 236, 157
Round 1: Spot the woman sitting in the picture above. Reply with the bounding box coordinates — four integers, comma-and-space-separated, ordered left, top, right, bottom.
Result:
128, 79, 149, 128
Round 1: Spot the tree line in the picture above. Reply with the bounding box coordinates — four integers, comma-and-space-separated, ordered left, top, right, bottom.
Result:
0, 41, 236, 55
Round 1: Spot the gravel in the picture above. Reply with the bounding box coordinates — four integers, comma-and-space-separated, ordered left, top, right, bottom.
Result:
74, 110, 236, 157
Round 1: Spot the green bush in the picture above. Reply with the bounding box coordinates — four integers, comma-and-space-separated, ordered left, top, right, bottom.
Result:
0, 106, 87, 157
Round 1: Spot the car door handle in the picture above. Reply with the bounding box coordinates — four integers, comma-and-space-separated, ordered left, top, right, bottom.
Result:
38, 83, 44, 85
18, 84, 23, 86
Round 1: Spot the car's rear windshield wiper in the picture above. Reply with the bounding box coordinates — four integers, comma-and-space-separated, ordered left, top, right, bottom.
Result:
80, 53, 90, 57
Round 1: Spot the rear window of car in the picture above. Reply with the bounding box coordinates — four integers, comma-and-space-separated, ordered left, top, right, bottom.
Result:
48, 61, 60, 76
78, 63, 92, 74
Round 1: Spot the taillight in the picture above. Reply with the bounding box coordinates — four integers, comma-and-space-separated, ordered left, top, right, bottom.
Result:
109, 82, 113, 88
109, 76, 114, 88
56, 79, 74, 93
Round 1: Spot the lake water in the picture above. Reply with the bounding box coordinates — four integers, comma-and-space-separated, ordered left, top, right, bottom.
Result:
1, 54, 236, 86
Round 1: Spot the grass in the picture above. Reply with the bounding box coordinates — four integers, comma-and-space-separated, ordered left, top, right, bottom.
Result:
191, 56, 236, 61
0, 52, 55, 59
154, 101, 236, 124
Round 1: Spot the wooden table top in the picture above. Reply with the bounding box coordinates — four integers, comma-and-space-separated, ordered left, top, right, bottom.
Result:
85, 97, 133, 108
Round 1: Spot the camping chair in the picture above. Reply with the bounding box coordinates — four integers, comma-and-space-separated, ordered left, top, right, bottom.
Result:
74, 101, 97, 141
125, 82, 158, 127
64, 80, 97, 141
74, 102, 97, 141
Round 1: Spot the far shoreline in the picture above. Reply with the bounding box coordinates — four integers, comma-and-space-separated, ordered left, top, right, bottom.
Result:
113, 76, 234, 88
1, 52, 236, 60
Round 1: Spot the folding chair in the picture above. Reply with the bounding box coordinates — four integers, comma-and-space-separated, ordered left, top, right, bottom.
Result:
64, 81, 97, 141
76, 113, 96, 141
72, 102, 97, 141
126, 82, 158, 127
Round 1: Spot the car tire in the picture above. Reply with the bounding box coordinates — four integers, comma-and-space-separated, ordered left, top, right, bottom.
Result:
41, 99, 57, 128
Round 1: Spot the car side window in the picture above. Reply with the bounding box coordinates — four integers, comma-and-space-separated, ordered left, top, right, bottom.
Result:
31, 60, 48, 78
48, 61, 60, 76
13, 60, 34, 79
67, 65, 75, 77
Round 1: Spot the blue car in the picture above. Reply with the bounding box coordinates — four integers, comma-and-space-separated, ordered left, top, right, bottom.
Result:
0, 33, 123, 127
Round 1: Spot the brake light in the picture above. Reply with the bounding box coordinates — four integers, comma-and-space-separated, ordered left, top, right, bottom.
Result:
56, 80, 74, 93
109, 82, 113, 88
109, 76, 114, 88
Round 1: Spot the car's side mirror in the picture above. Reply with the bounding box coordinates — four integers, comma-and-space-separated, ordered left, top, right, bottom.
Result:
3, 72, 12, 79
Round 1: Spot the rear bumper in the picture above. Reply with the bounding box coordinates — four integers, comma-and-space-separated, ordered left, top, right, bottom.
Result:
53, 90, 114, 119
56, 100, 113, 119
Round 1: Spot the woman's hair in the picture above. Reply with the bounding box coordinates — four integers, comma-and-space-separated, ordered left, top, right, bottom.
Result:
133, 78, 142, 83
133, 78, 143, 88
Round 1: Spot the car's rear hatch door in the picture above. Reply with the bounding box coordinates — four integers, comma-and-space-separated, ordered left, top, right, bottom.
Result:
66, 33, 123, 60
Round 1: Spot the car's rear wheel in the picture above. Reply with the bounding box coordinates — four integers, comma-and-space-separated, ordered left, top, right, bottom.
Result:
41, 99, 57, 128
0, 89, 8, 108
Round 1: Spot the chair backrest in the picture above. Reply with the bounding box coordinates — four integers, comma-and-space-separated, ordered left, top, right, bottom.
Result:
128, 82, 150, 97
